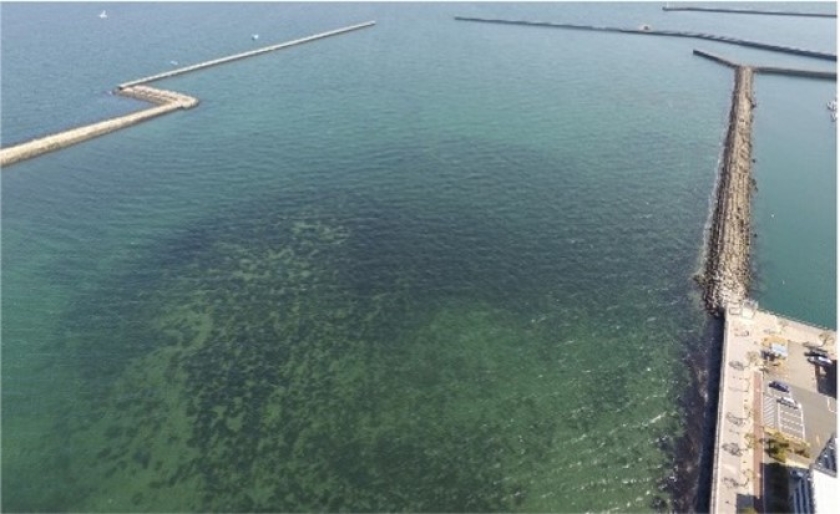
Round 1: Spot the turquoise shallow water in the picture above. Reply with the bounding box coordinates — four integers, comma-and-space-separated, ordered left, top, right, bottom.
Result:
1, 2, 836, 512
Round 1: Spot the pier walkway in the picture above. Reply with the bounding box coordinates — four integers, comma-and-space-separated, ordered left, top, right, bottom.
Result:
453, 16, 837, 61
1, 22, 375, 169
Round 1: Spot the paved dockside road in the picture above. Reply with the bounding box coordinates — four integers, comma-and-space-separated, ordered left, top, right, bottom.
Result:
711, 305, 763, 512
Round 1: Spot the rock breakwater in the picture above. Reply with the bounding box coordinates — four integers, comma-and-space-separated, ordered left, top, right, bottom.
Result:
700, 66, 755, 313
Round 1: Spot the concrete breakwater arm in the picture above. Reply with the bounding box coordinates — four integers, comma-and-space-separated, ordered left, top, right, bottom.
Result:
453, 17, 837, 61
691, 49, 739, 68
118, 21, 376, 88
1, 22, 376, 169
663, 5, 836, 18
752, 65, 837, 80
0, 91, 194, 168
116, 85, 200, 107
693, 49, 838, 80
701, 66, 755, 313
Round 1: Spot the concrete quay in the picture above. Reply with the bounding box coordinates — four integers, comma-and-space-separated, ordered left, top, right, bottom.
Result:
452, 17, 837, 61
711, 304, 836, 512
710, 303, 764, 512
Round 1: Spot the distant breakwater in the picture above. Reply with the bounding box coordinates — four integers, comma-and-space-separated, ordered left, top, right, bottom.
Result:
0, 22, 376, 169
692, 49, 837, 80
453, 17, 837, 62
663, 5, 836, 19
117, 21, 375, 89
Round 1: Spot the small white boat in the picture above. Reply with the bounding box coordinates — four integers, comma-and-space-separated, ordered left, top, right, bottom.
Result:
99, 10, 108, 19
252, 34, 260, 41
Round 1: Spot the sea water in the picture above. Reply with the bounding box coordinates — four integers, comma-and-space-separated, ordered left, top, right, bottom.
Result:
1, 2, 835, 511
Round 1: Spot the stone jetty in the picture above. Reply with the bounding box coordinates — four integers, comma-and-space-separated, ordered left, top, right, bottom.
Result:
453, 16, 837, 61
701, 66, 755, 313
1, 22, 376, 169
694, 49, 837, 312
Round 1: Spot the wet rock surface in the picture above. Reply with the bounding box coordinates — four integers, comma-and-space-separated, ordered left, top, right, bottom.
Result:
702, 67, 755, 314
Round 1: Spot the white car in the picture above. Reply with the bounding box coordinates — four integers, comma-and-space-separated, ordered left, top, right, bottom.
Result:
778, 397, 799, 409
808, 355, 833, 367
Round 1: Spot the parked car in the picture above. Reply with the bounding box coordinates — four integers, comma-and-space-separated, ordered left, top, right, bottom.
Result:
808, 355, 833, 367
805, 348, 830, 358
769, 381, 791, 393
778, 397, 799, 409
